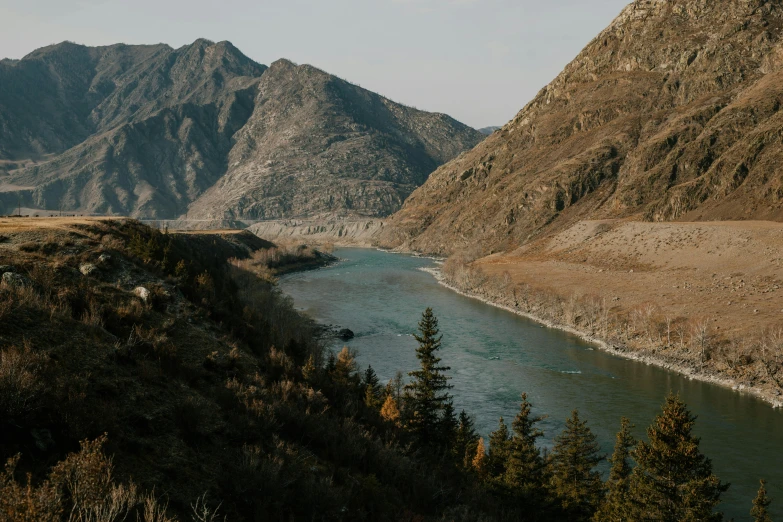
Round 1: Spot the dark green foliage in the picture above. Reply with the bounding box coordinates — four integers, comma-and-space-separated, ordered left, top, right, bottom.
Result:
594, 417, 635, 521
549, 410, 604, 521
505, 394, 547, 500
751, 479, 772, 522
363, 365, 383, 410
454, 410, 479, 469
439, 400, 459, 451
488, 417, 511, 479
404, 308, 454, 448
629, 393, 729, 522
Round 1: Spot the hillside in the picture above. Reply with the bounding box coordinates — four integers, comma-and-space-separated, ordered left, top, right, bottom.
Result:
0, 218, 484, 520
380, 0, 783, 255
0, 40, 482, 220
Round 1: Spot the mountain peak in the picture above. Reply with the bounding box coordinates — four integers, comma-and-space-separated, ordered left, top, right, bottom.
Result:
270, 58, 298, 70
381, 0, 783, 256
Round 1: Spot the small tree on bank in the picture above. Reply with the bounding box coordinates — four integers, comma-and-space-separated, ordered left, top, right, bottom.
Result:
405, 308, 453, 448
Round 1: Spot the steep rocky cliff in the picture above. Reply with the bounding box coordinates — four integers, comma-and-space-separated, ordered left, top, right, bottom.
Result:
381, 0, 783, 255
0, 40, 482, 219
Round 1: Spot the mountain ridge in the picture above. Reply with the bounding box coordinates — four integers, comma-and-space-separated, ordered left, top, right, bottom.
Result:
0, 39, 482, 219
379, 0, 783, 255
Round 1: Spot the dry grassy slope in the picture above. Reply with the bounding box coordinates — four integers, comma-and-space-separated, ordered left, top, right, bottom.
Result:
0, 217, 458, 520
0, 41, 482, 220
482, 219, 783, 338
380, 0, 783, 256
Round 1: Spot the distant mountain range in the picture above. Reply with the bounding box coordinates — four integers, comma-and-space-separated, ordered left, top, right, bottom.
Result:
477, 126, 501, 135
381, 0, 783, 255
0, 40, 483, 219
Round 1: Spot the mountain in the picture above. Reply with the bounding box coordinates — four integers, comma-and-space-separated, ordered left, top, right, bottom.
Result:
185, 59, 483, 220
0, 40, 482, 219
478, 126, 501, 135
380, 0, 783, 255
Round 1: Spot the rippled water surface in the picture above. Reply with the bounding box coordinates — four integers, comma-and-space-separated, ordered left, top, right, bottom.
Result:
280, 248, 783, 520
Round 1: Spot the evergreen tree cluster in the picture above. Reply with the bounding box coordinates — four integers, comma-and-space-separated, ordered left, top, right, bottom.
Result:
320, 308, 774, 521
403, 309, 772, 521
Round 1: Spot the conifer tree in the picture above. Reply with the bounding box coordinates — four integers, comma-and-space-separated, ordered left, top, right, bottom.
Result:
364, 365, 381, 394
629, 393, 728, 522
405, 308, 453, 447
472, 438, 488, 479
363, 365, 382, 409
751, 479, 772, 522
549, 410, 604, 521
454, 410, 479, 468
505, 394, 547, 500
302, 354, 317, 383
333, 346, 359, 388
439, 400, 459, 450
488, 417, 511, 479
380, 394, 401, 426
594, 417, 635, 522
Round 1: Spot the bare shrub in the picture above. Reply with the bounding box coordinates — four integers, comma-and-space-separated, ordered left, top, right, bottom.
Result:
689, 317, 712, 365
0, 434, 178, 522
0, 342, 48, 418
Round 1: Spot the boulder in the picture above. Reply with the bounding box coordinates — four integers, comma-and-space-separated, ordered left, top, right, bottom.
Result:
98, 254, 112, 264
134, 286, 150, 302
79, 263, 98, 276
337, 328, 355, 340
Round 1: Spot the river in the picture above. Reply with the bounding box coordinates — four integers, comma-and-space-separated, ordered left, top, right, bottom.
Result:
279, 248, 783, 520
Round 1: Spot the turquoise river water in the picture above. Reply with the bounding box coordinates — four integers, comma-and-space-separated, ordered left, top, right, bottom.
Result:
279, 248, 783, 520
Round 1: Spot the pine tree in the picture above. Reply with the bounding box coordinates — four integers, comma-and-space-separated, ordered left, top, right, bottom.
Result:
439, 400, 459, 450
751, 479, 772, 522
629, 393, 728, 522
594, 417, 635, 522
405, 308, 453, 447
549, 410, 604, 521
454, 410, 479, 468
505, 394, 547, 500
472, 437, 488, 479
488, 417, 511, 479
363, 365, 382, 409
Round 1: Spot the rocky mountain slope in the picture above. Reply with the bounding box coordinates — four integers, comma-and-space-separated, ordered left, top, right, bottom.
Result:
0, 40, 482, 219
380, 0, 783, 255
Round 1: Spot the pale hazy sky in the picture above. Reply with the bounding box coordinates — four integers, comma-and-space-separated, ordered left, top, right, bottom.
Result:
0, 0, 629, 128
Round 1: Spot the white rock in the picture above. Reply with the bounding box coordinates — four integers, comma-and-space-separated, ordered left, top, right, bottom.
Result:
134, 287, 150, 302
80, 263, 98, 276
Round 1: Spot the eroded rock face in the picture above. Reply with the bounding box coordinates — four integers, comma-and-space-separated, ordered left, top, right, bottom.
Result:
0, 41, 482, 220
381, 0, 783, 255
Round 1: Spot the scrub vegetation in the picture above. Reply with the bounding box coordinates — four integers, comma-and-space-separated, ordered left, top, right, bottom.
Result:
0, 218, 773, 521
